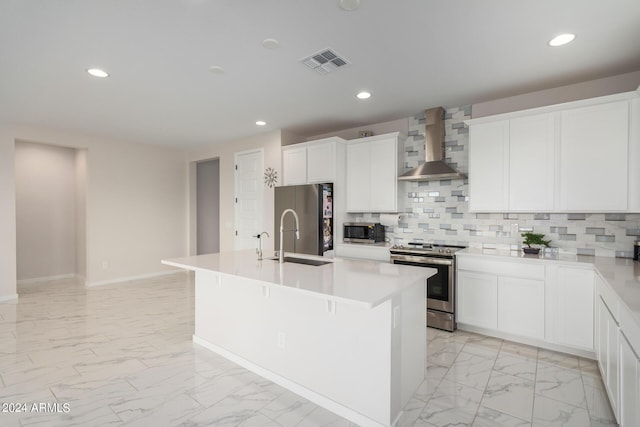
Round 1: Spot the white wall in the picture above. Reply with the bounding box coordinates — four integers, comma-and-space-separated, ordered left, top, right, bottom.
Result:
304, 117, 409, 143
473, 70, 640, 118
0, 127, 17, 301
15, 141, 77, 281
0, 124, 188, 294
189, 130, 281, 252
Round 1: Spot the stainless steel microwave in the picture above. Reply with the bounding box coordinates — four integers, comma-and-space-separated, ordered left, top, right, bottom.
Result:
343, 222, 385, 244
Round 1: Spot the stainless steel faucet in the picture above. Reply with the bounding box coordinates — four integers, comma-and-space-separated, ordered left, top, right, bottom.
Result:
279, 209, 300, 263
256, 231, 270, 260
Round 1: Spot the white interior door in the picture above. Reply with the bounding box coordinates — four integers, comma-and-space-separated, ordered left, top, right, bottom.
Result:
235, 149, 264, 250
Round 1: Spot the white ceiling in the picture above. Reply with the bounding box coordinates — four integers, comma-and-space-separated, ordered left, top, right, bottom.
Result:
1, 0, 639, 149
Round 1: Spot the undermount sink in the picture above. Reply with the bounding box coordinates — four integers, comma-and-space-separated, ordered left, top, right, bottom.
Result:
268, 256, 332, 266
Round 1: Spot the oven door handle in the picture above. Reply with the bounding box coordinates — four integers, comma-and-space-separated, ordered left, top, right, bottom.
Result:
391, 256, 453, 266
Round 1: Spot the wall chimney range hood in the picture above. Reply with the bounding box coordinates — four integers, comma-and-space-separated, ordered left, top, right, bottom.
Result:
397, 107, 466, 181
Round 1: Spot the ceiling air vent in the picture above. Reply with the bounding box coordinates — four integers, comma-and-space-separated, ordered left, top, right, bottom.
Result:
301, 49, 349, 74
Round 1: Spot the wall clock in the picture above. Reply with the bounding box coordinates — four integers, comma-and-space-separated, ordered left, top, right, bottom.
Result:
264, 167, 278, 188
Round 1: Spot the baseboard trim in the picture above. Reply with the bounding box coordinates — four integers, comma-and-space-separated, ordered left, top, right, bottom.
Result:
17, 273, 76, 285
457, 323, 597, 360
0, 293, 19, 303
192, 335, 385, 427
86, 269, 184, 287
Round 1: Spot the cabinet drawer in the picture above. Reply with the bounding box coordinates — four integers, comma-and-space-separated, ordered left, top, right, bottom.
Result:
334, 244, 390, 262
457, 256, 545, 280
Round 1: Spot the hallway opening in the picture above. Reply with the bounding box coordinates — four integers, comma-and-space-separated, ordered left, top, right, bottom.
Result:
14, 140, 87, 287
195, 158, 220, 255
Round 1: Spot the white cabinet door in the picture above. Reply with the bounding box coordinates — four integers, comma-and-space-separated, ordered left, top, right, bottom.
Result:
282, 146, 308, 185
468, 120, 509, 211
597, 296, 607, 375
369, 137, 398, 212
307, 142, 334, 183
457, 271, 498, 329
598, 297, 620, 420
559, 100, 629, 211
497, 276, 544, 339
552, 267, 595, 350
345, 133, 401, 212
607, 305, 620, 422
620, 333, 640, 427
509, 113, 556, 211
346, 142, 370, 212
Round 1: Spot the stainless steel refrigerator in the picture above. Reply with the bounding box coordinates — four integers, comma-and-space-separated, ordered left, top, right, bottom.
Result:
274, 183, 333, 256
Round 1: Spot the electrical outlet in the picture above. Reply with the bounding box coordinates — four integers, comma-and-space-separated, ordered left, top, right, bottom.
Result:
277, 332, 286, 349
102, 261, 109, 270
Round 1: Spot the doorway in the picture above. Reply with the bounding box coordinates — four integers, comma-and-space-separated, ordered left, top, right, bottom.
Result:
14, 141, 87, 285
196, 158, 220, 255
234, 149, 264, 250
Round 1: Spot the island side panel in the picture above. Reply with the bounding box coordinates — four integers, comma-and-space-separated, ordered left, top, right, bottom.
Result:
193, 270, 396, 426
400, 281, 427, 407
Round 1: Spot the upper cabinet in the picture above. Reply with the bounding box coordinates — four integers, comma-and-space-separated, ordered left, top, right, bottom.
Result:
468, 113, 555, 212
509, 113, 556, 211
282, 137, 345, 185
559, 101, 629, 211
282, 146, 308, 185
468, 120, 509, 211
345, 132, 404, 212
467, 90, 640, 213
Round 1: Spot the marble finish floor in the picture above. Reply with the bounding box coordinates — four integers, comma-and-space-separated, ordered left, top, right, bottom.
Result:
0, 273, 617, 426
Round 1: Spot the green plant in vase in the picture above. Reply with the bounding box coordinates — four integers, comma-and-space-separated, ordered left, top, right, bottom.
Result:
521, 232, 551, 255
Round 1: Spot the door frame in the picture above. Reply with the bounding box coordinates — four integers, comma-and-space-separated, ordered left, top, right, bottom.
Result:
234, 148, 264, 250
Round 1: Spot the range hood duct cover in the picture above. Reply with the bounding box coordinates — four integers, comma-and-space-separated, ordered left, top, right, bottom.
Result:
398, 107, 466, 181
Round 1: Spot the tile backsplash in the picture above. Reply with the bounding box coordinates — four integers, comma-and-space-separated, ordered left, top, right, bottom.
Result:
349, 106, 640, 258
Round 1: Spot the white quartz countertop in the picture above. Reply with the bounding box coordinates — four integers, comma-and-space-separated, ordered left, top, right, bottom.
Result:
457, 247, 595, 266
162, 250, 433, 308
457, 247, 640, 329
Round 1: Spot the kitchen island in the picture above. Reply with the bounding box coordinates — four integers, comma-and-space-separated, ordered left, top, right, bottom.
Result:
162, 250, 433, 427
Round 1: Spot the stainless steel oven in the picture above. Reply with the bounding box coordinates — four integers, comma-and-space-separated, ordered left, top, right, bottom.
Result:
390, 243, 464, 332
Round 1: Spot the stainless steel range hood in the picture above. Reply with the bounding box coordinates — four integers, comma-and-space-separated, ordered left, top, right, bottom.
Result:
397, 107, 466, 181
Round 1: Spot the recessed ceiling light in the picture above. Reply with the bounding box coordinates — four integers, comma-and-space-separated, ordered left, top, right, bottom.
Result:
256, 120, 267, 126
548, 33, 576, 47
208, 65, 225, 74
87, 68, 109, 78
262, 38, 280, 49
338, 0, 361, 11
357, 91, 371, 99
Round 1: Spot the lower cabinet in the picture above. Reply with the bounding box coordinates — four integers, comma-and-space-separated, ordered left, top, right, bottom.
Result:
597, 296, 620, 421
457, 255, 593, 349
620, 332, 640, 427
457, 253, 640, 427
457, 271, 498, 329
497, 276, 544, 339
457, 257, 545, 341
334, 244, 390, 263
546, 266, 595, 350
